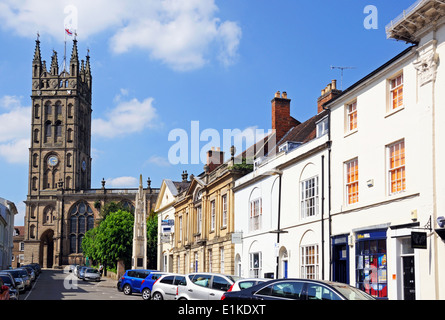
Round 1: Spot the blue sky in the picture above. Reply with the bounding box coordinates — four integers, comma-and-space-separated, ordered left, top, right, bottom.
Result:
0, 0, 414, 225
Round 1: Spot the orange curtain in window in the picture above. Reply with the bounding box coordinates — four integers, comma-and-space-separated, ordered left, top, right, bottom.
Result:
347, 160, 359, 204
389, 141, 405, 193
391, 75, 403, 110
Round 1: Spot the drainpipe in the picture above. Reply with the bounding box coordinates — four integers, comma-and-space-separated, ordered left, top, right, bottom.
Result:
321, 155, 325, 280
322, 103, 333, 281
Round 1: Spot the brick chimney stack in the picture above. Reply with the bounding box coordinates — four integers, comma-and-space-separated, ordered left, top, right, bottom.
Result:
206, 147, 225, 173
317, 80, 342, 113
272, 91, 300, 143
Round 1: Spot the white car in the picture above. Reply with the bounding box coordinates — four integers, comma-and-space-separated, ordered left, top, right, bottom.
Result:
227, 278, 268, 292
176, 273, 240, 300
151, 273, 186, 300
83, 268, 101, 282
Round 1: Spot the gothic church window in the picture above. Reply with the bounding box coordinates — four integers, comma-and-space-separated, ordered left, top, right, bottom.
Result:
69, 202, 94, 254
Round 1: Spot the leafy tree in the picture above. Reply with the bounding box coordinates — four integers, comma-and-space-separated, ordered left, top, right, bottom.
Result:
83, 209, 134, 270
146, 210, 158, 269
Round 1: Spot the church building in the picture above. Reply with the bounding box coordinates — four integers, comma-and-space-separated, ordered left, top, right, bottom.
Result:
23, 37, 159, 268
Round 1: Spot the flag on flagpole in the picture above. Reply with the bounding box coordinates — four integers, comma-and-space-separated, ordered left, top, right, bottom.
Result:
65, 28, 73, 36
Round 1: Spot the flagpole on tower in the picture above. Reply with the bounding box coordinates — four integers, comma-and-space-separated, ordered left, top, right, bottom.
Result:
64, 28, 67, 72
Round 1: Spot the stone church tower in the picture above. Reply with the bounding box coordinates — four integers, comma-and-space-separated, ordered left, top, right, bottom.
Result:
23, 38, 159, 268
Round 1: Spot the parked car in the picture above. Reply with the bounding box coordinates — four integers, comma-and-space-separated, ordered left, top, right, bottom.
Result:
0, 277, 10, 300
74, 265, 82, 277
68, 264, 78, 273
0, 271, 25, 292
22, 264, 41, 277
83, 268, 101, 282
227, 278, 268, 292
140, 272, 169, 300
221, 279, 376, 301
120, 269, 158, 295
78, 266, 88, 279
0, 273, 19, 300
176, 273, 240, 300
6, 269, 31, 290
29, 263, 41, 275
151, 273, 186, 300
21, 266, 36, 282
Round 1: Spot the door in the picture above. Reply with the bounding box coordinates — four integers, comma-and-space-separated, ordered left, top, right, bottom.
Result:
332, 243, 348, 284
209, 276, 232, 300
402, 256, 415, 300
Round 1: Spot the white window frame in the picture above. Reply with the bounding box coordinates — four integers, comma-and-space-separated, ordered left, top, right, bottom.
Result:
222, 194, 227, 228
196, 206, 202, 234
387, 139, 406, 195
249, 252, 262, 278
346, 100, 358, 133
210, 200, 216, 231
249, 198, 262, 232
388, 72, 404, 113
316, 116, 329, 138
301, 176, 319, 219
301, 244, 319, 280
345, 158, 359, 205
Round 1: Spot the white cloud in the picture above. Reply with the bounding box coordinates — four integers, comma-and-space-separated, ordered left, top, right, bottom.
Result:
0, 0, 242, 71
145, 155, 171, 168
0, 96, 30, 164
92, 97, 158, 138
106, 176, 138, 188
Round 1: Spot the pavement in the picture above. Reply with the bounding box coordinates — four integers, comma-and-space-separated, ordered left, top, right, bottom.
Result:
96, 275, 119, 288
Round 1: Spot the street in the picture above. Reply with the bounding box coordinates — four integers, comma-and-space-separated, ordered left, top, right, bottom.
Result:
20, 269, 141, 300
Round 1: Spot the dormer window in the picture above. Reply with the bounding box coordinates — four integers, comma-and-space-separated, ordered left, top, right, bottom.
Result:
316, 116, 329, 137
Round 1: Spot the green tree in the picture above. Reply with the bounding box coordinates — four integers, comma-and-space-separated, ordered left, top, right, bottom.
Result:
90, 210, 134, 269
146, 210, 158, 269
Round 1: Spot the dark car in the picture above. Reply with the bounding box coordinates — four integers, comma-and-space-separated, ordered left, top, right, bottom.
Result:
221, 279, 375, 301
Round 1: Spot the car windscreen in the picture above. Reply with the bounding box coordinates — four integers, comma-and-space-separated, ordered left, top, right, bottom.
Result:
0, 275, 13, 286
329, 283, 375, 300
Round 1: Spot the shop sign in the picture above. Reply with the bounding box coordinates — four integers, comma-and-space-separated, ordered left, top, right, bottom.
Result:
411, 231, 427, 249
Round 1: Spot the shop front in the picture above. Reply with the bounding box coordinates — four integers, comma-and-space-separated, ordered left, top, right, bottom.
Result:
355, 229, 388, 299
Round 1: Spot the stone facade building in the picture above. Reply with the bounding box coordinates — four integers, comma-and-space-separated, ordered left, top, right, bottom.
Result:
23, 38, 158, 268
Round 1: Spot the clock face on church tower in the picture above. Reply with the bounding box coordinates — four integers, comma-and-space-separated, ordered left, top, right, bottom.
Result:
47, 156, 59, 167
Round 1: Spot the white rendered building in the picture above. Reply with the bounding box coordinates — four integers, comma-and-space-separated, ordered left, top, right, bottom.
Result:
325, 0, 445, 300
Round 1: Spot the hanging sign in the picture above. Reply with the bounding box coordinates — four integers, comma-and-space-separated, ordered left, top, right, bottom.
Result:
411, 232, 427, 249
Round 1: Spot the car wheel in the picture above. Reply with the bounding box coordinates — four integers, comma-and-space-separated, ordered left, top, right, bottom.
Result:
142, 288, 151, 300
152, 292, 163, 300
178, 297, 187, 300
123, 284, 132, 295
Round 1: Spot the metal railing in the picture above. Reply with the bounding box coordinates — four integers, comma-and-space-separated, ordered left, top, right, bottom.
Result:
385, 0, 428, 37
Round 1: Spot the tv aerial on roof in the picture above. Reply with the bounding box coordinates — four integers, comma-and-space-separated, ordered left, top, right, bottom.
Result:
330, 66, 356, 90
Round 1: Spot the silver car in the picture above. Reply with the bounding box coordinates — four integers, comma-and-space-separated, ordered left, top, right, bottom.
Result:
151, 273, 186, 300
176, 273, 240, 300
83, 268, 101, 282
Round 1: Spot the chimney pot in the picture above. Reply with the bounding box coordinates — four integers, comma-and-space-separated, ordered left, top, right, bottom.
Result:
282, 91, 287, 99
331, 79, 337, 90
275, 91, 281, 98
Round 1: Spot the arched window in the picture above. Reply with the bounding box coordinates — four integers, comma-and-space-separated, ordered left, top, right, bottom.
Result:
45, 101, 52, 115
44, 206, 56, 224
69, 202, 95, 254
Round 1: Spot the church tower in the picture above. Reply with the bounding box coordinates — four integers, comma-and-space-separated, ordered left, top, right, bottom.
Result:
29, 37, 92, 194
24, 37, 93, 268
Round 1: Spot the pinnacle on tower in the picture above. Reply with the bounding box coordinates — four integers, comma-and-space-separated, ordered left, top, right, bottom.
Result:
50, 50, 59, 75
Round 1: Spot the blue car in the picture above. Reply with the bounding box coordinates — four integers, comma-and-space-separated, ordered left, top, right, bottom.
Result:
140, 272, 169, 300
121, 269, 158, 295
